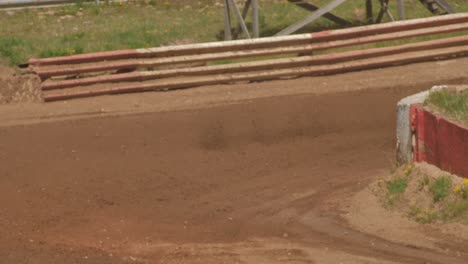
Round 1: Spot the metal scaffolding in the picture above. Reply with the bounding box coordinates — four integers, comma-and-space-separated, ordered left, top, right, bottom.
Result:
223, 0, 457, 40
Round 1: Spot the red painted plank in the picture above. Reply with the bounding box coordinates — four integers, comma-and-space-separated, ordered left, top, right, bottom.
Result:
28, 14, 468, 66
40, 35, 468, 90
42, 45, 468, 102
437, 118, 468, 178
35, 25, 468, 79
412, 104, 468, 178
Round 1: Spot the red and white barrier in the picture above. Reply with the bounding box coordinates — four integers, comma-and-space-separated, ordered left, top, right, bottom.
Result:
396, 86, 468, 178
26, 14, 468, 102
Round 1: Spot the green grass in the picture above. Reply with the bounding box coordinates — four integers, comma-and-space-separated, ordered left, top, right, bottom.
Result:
409, 206, 440, 224
429, 177, 452, 203
386, 177, 409, 206
442, 201, 468, 223
0, 1, 223, 64
387, 177, 409, 194
0, 0, 467, 65
409, 200, 468, 224
380, 165, 468, 224
0, 37, 27, 66
425, 90, 468, 126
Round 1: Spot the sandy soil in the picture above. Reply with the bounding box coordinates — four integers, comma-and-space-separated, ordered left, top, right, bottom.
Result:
0, 58, 468, 263
0, 65, 41, 104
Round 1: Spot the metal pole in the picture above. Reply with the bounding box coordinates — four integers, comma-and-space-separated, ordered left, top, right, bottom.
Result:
241, 0, 252, 18
376, 0, 387, 23
289, 0, 351, 26
276, 0, 347, 36
385, 0, 395, 22
366, 0, 373, 23
235, 0, 251, 39
397, 0, 405, 20
252, 0, 259, 38
433, 0, 456, 14
224, 0, 233, 41
228, 0, 251, 39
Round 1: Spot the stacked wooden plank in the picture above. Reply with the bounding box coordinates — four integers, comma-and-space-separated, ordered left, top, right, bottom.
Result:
28, 14, 468, 102
0, 0, 98, 8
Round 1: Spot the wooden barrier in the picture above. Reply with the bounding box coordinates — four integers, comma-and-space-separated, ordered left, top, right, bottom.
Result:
26, 13, 468, 102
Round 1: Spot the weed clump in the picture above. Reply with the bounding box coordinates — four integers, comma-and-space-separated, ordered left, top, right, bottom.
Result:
376, 163, 468, 224
386, 177, 409, 206
429, 177, 452, 203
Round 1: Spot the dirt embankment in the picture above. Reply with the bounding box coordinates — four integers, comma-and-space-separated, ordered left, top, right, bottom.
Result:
343, 163, 468, 256
0, 65, 41, 104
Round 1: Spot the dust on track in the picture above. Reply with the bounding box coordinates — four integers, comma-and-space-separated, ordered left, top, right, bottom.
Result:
1, 58, 468, 263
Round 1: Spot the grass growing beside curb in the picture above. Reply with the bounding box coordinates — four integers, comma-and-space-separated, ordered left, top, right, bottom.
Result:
0, 0, 468, 65
378, 164, 468, 225
425, 89, 468, 126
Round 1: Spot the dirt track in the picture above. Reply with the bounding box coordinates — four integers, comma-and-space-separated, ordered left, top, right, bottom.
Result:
1, 59, 468, 263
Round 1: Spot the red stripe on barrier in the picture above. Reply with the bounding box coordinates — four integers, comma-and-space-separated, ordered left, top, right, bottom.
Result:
437, 117, 468, 178
412, 104, 468, 178
29, 49, 139, 66
27, 14, 468, 67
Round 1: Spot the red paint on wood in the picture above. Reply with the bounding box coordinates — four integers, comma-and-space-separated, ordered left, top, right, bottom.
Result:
311, 30, 332, 38
27, 14, 468, 67
29, 49, 138, 66
412, 104, 468, 178
437, 118, 468, 177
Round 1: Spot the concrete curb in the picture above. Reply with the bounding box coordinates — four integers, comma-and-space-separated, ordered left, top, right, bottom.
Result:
396, 85, 447, 163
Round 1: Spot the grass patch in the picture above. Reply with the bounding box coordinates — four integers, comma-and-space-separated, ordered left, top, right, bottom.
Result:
386, 177, 409, 206
377, 164, 468, 224
0, 0, 467, 65
387, 177, 409, 194
409, 206, 440, 224
429, 177, 452, 203
0, 37, 28, 65
425, 89, 468, 126
442, 201, 468, 223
